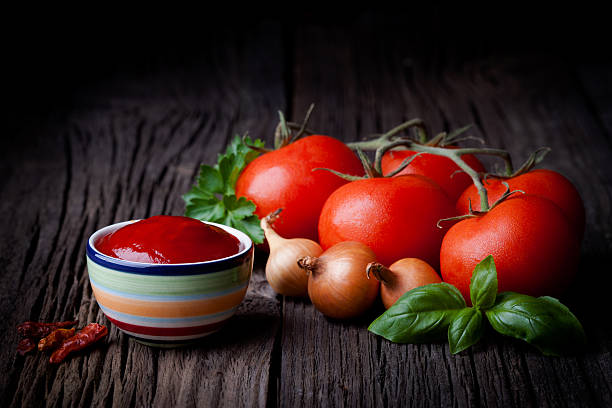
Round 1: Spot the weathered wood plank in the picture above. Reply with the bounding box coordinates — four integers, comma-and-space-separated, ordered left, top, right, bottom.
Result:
280, 26, 383, 408
0, 24, 285, 408
281, 22, 612, 408
1, 17, 611, 408
416, 57, 612, 407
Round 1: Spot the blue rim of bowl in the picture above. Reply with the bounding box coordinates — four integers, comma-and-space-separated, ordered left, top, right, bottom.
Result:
86, 220, 254, 276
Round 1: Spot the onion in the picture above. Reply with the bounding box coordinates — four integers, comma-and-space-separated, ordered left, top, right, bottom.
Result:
298, 241, 379, 319
366, 258, 441, 309
262, 210, 323, 296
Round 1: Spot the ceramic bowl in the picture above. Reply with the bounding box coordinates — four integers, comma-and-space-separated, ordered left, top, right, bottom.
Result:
86, 220, 253, 347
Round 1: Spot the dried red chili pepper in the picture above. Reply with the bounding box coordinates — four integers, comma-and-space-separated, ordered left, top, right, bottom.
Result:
17, 338, 37, 356
38, 327, 76, 352
49, 323, 108, 364
17, 321, 78, 339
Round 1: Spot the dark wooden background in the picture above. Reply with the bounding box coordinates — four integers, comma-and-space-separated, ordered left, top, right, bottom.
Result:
2, 9, 611, 408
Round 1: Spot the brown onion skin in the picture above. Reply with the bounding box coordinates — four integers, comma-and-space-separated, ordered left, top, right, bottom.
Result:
367, 258, 441, 309
266, 238, 323, 296
298, 241, 379, 319
262, 211, 323, 297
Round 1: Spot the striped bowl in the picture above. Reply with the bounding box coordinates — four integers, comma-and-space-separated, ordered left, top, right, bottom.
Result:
86, 220, 253, 347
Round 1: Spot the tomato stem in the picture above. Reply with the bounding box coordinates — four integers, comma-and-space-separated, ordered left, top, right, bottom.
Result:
347, 118, 427, 150
246, 144, 273, 154
312, 167, 364, 181
356, 148, 381, 178
412, 145, 492, 211
285, 122, 317, 135
383, 152, 424, 177
349, 118, 520, 211
348, 119, 515, 179
275, 111, 291, 149
327, 120, 515, 196
288, 103, 316, 144
437, 213, 479, 228
488, 182, 526, 210
429, 124, 477, 147
376, 140, 494, 211
436, 182, 526, 227
274, 104, 318, 149
488, 147, 551, 179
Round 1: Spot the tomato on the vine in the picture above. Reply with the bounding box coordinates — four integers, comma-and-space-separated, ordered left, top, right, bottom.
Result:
381, 148, 486, 201
441, 195, 580, 301
235, 135, 363, 241
456, 169, 585, 237
318, 175, 456, 268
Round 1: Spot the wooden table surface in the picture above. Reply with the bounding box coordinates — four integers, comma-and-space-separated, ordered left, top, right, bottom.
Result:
2, 15, 612, 408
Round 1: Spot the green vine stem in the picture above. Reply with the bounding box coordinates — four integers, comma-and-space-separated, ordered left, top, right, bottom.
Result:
384, 152, 424, 177
487, 146, 551, 179
425, 124, 474, 147
436, 182, 525, 227
313, 148, 423, 182
289, 103, 316, 143
412, 145, 489, 211
356, 148, 380, 178
328, 118, 531, 213
313, 147, 380, 181
349, 119, 514, 179
274, 111, 290, 149
373, 140, 515, 211
348, 120, 476, 150
347, 118, 427, 150
274, 104, 317, 149
286, 122, 317, 135
317, 137, 513, 211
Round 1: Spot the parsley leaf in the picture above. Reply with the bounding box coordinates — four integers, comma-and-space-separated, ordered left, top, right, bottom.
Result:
183, 135, 265, 244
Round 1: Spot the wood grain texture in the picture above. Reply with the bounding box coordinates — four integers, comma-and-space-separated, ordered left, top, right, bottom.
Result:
0, 24, 284, 408
1, 16, 611, 408
279, 23, 612, 408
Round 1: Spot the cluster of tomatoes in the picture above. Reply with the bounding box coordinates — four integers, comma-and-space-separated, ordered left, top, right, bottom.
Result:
236, 131, 584, 302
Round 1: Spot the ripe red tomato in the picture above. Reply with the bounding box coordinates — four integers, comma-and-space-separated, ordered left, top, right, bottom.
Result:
381, 148, 486, 201
318, 175, 456, 268
456, 169, 585, 237
441, 195, 580, 301
235, 135, 363, 241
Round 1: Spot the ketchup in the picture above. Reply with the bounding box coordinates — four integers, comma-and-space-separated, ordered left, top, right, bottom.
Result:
96, 216, 241, 264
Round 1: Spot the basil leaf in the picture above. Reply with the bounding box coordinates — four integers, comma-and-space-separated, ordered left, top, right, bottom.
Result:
485, 292, 586, 356
470, 255, 498, 309
369, 283, 466, 343
448, 307, 483, 354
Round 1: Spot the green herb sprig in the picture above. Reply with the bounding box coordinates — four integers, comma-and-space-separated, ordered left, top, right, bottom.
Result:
369, 256, 586, 356
183, 135, 265, 244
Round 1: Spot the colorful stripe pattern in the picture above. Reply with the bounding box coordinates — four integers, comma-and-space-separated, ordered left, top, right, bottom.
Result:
86, 220, 253, 345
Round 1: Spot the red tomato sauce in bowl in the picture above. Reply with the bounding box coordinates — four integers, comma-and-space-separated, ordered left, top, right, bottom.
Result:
95, 215, 241, 264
